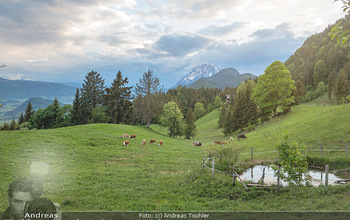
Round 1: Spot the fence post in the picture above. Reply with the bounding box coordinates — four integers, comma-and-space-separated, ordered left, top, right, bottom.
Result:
261, 168, 265, 187
212, 158, 215, 178
202, 156, 205, 170
321, 144, 323, 157
209, 152, 211, 163
325, 165, 329, 187
346, 143, 348, 158
277, 166, 280, 191
220, 155, 222, 162
251, 147, 253, 161
232, 165, 236, 186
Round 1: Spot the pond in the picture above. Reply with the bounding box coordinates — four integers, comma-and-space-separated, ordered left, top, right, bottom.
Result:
239, 165, 347, 186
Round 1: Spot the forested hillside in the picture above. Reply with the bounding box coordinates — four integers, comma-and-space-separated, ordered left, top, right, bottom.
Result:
285, 14, 350, 102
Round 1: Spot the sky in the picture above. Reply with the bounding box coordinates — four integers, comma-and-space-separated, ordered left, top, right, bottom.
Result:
0, 0, 346, 89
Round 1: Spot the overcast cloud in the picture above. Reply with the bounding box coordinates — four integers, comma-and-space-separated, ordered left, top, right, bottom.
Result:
0, 0, 346, 88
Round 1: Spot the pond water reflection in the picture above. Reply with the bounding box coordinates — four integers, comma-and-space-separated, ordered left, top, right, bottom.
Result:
239, 165, 346, 186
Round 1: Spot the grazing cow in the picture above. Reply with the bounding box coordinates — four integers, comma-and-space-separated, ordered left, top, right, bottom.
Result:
123, 140, 130, 146
214, 141, 221, 145
237, 134, 247, 140
158, 140, 163, 146
149, 139, 156, 144
120, 134, 129, 139
129, 134, 136, 139
142, 139, 146, 147
193, 142, 203, 147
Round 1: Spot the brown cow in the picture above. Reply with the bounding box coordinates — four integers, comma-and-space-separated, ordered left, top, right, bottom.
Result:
129, 134, 136, 139
158, 140, 163, 146
123, 140, 130, 146
214, 141, 221, 145
193, 142, 203, 147
142, 139, 146, 147
149, 139, 156, 144
237, 134, 247, 140
120, 134, 129, 139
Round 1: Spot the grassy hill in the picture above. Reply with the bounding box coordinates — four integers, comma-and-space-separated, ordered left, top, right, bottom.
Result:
1, 104, 350, 211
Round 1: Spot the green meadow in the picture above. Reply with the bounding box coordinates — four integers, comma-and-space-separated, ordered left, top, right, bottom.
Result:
1, 103, 350, 211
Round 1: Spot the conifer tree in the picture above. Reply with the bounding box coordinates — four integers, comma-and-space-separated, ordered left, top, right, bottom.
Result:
10, 119, 17, 130
218, 103, 227, 128
134, 69, 164, 128
104, 71, 133, 124
70, 88, 81, 125
80, 70, 105, 124
334, 69, 349, 103
184, 108, 196, 139
24, 101, 34, 122
223, 104, 234, 136
18, 113, 24, 125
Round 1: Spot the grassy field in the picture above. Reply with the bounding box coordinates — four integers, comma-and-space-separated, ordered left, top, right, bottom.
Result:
1, 103, 350, 211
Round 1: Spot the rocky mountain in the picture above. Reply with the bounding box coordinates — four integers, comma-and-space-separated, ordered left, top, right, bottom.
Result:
172, 64, 220, 88
190, 68, 256, 89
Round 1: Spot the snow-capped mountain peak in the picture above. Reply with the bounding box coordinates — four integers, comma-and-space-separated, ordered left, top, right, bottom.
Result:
174, 64, 220, 87
1, 74, 35, 81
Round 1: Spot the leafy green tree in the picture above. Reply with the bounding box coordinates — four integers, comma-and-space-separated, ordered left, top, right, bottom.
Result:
213, 96, 223, 109
294, 79, 306, 104
134, 69, 164, 128
313, 60, 328, 86
24, 101, 34, 122
193, 102, 205, 119
70, 88, 82, 125
184, 108, 196, 139
80, 70, 105, 124
89, 106, 111, 123
334, 69, 349, 103
272, 133, 309, 186
252, 61, 295, 117
104, 71, 133, 124
160, 101, 184, 138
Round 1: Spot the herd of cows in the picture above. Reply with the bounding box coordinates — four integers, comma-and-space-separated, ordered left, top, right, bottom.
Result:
120, 134, 163, 147
119, 133, 247, 148
192, 134, 247, 147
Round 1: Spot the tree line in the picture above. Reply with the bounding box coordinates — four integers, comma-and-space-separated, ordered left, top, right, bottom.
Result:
1, 69, 229, 138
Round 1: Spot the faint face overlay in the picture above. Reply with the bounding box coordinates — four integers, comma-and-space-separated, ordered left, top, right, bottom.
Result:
8, 191, 33, 220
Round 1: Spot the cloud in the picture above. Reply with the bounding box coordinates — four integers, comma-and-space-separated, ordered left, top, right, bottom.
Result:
154, 34, 212, 57
250, 23, 295, 40
198, 22, 245, 37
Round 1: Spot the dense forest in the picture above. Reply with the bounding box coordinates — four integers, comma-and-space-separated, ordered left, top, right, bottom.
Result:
285, 14, 350, 102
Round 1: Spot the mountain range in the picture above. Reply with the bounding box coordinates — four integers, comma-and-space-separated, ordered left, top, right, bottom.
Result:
0, 77, 76, 103
172, 64, 221, 88
4, 97, 65, 118
172, 64, 256, 89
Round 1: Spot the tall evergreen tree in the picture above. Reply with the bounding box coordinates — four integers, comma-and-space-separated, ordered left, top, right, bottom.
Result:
18, 113, 24, 125
24, 101, 34, 122
184, 108, 196, 139
223, 104, 234, 136
218, 103, 227, 128
134, 69, 164, 128
70, 88, 81, 125
80, 70, 105, 124
334, 69, 349, 103
10, 119, 17, 130
104, 71, 133, 124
